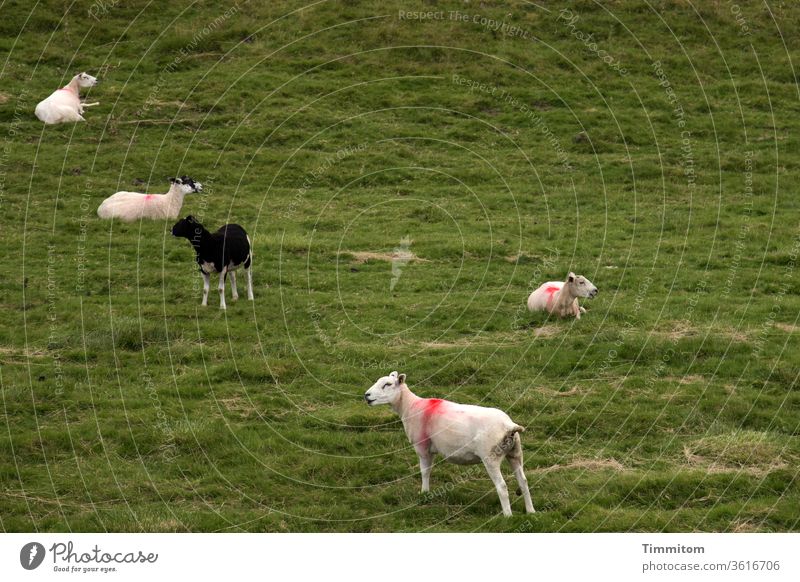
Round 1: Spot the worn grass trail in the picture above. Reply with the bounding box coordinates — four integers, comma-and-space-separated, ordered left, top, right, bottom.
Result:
0, 1, 798, 532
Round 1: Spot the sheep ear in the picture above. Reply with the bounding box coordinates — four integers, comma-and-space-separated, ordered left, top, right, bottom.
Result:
568, 272, 576, 282
389, 371, 398, 378
397, 373, 406, 384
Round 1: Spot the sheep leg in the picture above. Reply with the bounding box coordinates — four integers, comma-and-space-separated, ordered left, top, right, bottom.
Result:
417, 449, 433, 493
201, 271, 210, 307
246, 267, 254, 300
507, 453, 535, 514
483, 457, 512, 517
218, 271, 227, 310
229, 271, 239, 301
573, 299, 581, 319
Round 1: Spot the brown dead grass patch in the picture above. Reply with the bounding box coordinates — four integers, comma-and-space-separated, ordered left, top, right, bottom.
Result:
533, 325, 560, 338
683, 431, 792, 476
659, 322, 695, 340
218, 397, 258, 419
730, 518, 762, 533
534, 386, 582, 397
505, 252, 532, 263
775, 323, 799, 333
0, 346, 50, 361
679, 375, 705, 385
344, 250, 429, 264
534, 458, 625, 474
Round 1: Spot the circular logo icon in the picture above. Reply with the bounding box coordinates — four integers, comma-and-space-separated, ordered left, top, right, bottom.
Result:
20, 542, 46, 570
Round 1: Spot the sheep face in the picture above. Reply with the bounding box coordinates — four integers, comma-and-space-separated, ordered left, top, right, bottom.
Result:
566, 272, 598, 298
76, 72, 98, 87
171, 215, 202, 239
364, 371, 406, 406
170, 176, 203, 194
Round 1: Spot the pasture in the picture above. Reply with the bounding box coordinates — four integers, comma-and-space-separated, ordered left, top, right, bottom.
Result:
0, 0, 798, 532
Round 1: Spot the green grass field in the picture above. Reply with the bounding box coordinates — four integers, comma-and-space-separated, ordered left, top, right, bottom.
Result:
1, 0, 799, 532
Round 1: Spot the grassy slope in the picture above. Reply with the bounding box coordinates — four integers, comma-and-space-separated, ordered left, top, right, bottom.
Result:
0, 0, 798, 532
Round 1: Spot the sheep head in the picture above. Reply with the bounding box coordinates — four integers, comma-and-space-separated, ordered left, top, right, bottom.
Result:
566, 272, 598, 298
169, 176, 203, 194
364, 371, 406, 406
171, 215, 203, 239
75, 72, 98, 87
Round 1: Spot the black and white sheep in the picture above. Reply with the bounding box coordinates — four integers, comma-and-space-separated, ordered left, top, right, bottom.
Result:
171, 215, 253, 310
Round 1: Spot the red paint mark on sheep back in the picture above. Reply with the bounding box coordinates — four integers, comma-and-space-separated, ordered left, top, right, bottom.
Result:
545, 285, 560, 307
144, 195, 154, 201
424, 398, 444, 414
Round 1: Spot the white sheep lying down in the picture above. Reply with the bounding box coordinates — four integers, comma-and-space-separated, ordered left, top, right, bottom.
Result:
34, 72, 99, 124
527, 271, 598, 319
97, 176, 202, 222
365, 371, 535, 516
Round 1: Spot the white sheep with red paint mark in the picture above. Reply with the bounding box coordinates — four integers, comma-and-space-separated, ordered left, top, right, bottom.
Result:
527, 271, 598, 319
364, 371, 534, 517
97, 176, 202, 223
35, 72, 99, 124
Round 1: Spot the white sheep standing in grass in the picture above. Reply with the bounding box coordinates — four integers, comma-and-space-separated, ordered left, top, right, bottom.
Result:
34, 72, 99, 124
527, 271, 598, 319
364, 371, 535, 517
97, 176, 202, 222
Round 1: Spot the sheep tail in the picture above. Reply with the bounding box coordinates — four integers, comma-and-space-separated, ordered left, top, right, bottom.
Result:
494, 425, 525, 456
